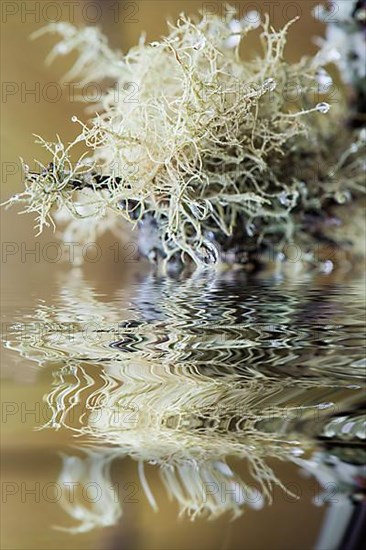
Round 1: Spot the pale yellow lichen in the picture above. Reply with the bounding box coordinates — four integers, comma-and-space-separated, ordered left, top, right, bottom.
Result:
3, 9, 365, 266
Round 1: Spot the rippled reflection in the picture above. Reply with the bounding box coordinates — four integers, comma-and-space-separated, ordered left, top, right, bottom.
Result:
4, 269, 365, 535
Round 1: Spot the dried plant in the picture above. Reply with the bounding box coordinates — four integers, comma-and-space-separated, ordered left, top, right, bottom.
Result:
3, 7, 365, 267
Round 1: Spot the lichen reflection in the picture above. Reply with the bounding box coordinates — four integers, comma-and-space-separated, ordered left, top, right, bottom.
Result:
4, 269, 365, 532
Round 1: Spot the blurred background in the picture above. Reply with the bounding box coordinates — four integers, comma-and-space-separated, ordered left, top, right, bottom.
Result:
1, 2, 332, 549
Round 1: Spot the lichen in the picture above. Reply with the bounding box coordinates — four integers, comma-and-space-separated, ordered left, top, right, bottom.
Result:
3, 7, 365, 267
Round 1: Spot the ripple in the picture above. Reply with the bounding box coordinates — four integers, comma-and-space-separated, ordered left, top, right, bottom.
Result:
3, 270, 365, 529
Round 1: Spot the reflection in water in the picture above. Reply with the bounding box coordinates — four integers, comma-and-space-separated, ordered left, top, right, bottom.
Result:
56, 448, 123, 533
4, 269, 365, 538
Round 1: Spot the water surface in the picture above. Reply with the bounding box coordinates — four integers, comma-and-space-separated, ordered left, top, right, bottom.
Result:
2, 268, 365, 550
